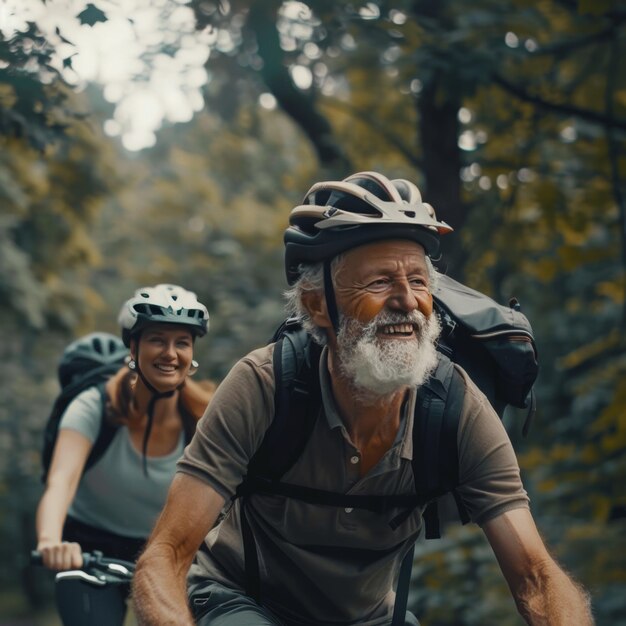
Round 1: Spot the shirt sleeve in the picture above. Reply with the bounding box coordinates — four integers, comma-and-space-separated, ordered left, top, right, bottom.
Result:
58, 386, 103, 443
177, 345, 276, 502
454, 367, 530, 525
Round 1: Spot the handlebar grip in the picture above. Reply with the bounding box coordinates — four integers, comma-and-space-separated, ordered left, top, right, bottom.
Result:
30, 549, 92, 566
30, 550, 43, 566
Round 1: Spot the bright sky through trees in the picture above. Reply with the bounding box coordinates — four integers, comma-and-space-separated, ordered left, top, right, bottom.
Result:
0, 0, 212, 150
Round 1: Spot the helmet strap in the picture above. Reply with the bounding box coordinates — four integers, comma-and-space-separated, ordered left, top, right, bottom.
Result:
323, 259, 340, 336
133, 343, 185, 476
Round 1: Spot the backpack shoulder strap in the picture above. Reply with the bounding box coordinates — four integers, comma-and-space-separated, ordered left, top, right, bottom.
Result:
246, 328, 322, 481
391, 544, 415, 626
180, 403, 196, 445
412, 355, 468, 539
84, 382, 119, 472
239, 327, 322, 601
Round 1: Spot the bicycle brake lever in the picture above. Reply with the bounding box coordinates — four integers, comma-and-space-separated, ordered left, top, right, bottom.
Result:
106, 563, 133, 577
55, 570, 107, 586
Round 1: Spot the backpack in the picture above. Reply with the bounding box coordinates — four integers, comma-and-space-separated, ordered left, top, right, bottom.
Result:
233, 274, 539, 619
41, 333, 129, 483
41, 370, 125, 484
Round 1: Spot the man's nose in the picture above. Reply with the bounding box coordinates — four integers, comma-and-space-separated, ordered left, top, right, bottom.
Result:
387, 279, 417, 312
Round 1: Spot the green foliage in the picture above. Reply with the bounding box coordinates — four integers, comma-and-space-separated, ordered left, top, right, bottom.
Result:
411, 527, 523, 626
0, 116, 118, 332
0, 23, 76, 150
77, 3, 108, 27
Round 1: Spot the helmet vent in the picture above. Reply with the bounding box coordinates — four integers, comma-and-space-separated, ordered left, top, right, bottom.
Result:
402, 210, 416, 218
171, 294, 178, 301
132, 303, 166, 316
332, 191, 379, 216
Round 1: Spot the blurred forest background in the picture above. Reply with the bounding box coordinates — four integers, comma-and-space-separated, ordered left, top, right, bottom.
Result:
1, 0, 625, 624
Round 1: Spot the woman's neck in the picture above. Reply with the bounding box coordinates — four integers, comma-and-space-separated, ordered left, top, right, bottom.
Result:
131, 377, 180, 422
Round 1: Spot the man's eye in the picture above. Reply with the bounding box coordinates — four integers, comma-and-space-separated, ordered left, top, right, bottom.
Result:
368, 280, 389, 290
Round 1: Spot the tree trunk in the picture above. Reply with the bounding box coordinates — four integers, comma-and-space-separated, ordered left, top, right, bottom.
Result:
417, 77, 466, 277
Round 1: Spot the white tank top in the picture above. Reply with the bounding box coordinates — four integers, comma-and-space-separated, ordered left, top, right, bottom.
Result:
60, 386, 184, 538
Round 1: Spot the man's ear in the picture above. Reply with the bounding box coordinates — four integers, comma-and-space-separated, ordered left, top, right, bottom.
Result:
301, 290, 333, 330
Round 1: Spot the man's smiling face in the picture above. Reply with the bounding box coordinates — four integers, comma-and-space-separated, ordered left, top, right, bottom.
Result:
331, 239, 441, 397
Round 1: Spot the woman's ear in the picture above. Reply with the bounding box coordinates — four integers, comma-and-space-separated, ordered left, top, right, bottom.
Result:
129, 338, 138, 362
301, 289, 333, 330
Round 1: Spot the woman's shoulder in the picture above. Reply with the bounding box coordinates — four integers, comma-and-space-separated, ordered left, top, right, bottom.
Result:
181, 378, 217, 420
68, 385, 104, 410
59, 385, 106, 437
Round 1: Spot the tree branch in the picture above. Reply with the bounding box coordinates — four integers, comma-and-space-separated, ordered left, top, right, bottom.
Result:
493, 73, 626, 131
553, 0, 626, 22
321, 99, 422, 169
529, 27, 615, 58
247, 2, 351, 172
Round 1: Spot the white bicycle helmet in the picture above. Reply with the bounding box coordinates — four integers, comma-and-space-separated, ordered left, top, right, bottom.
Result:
284, 171, 452, 285
118, 284, 209, 347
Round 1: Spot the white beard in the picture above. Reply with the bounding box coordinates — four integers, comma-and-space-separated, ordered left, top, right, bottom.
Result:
336, 309, 441, 399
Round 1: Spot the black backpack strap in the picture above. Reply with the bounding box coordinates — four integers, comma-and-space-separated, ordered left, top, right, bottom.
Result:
239, 328, 322, 601
391, 543, 415, 626
84, 382, 119, 472
246, 329, 322, 479
240, 496, 261, 602
236, 477, 423, 512
180, 403, 196, 445
413, 356, 467, 539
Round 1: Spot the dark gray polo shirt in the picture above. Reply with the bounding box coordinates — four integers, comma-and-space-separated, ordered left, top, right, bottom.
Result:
178, 344, 528, 625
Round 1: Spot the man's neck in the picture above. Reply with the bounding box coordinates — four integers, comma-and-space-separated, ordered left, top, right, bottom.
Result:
326, 349, 408, 451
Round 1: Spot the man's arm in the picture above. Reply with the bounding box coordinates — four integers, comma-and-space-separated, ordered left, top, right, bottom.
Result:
482, 508, 593, 626
132, 473, 225, 626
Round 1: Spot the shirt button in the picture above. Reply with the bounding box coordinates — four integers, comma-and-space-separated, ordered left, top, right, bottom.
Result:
345, 508, 353, 513
350, 455, 360, 464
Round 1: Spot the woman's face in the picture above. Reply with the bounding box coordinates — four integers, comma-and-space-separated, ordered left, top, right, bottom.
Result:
132, 324, 194, 392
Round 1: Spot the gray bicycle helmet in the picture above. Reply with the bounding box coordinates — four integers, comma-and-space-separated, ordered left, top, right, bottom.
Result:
58, 332, 128, 388
118, 284, 209, 347
284, 171, 453, 285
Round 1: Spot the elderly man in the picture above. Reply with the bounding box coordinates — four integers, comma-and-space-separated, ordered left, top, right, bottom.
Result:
133, 172, 593, 625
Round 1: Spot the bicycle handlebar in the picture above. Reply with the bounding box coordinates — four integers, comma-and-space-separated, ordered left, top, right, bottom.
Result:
30, 549, 135, 585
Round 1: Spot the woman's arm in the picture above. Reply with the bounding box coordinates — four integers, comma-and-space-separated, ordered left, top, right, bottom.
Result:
482, 508, 594, 625
132, 473, 225, 626
36, 429, 93, 570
